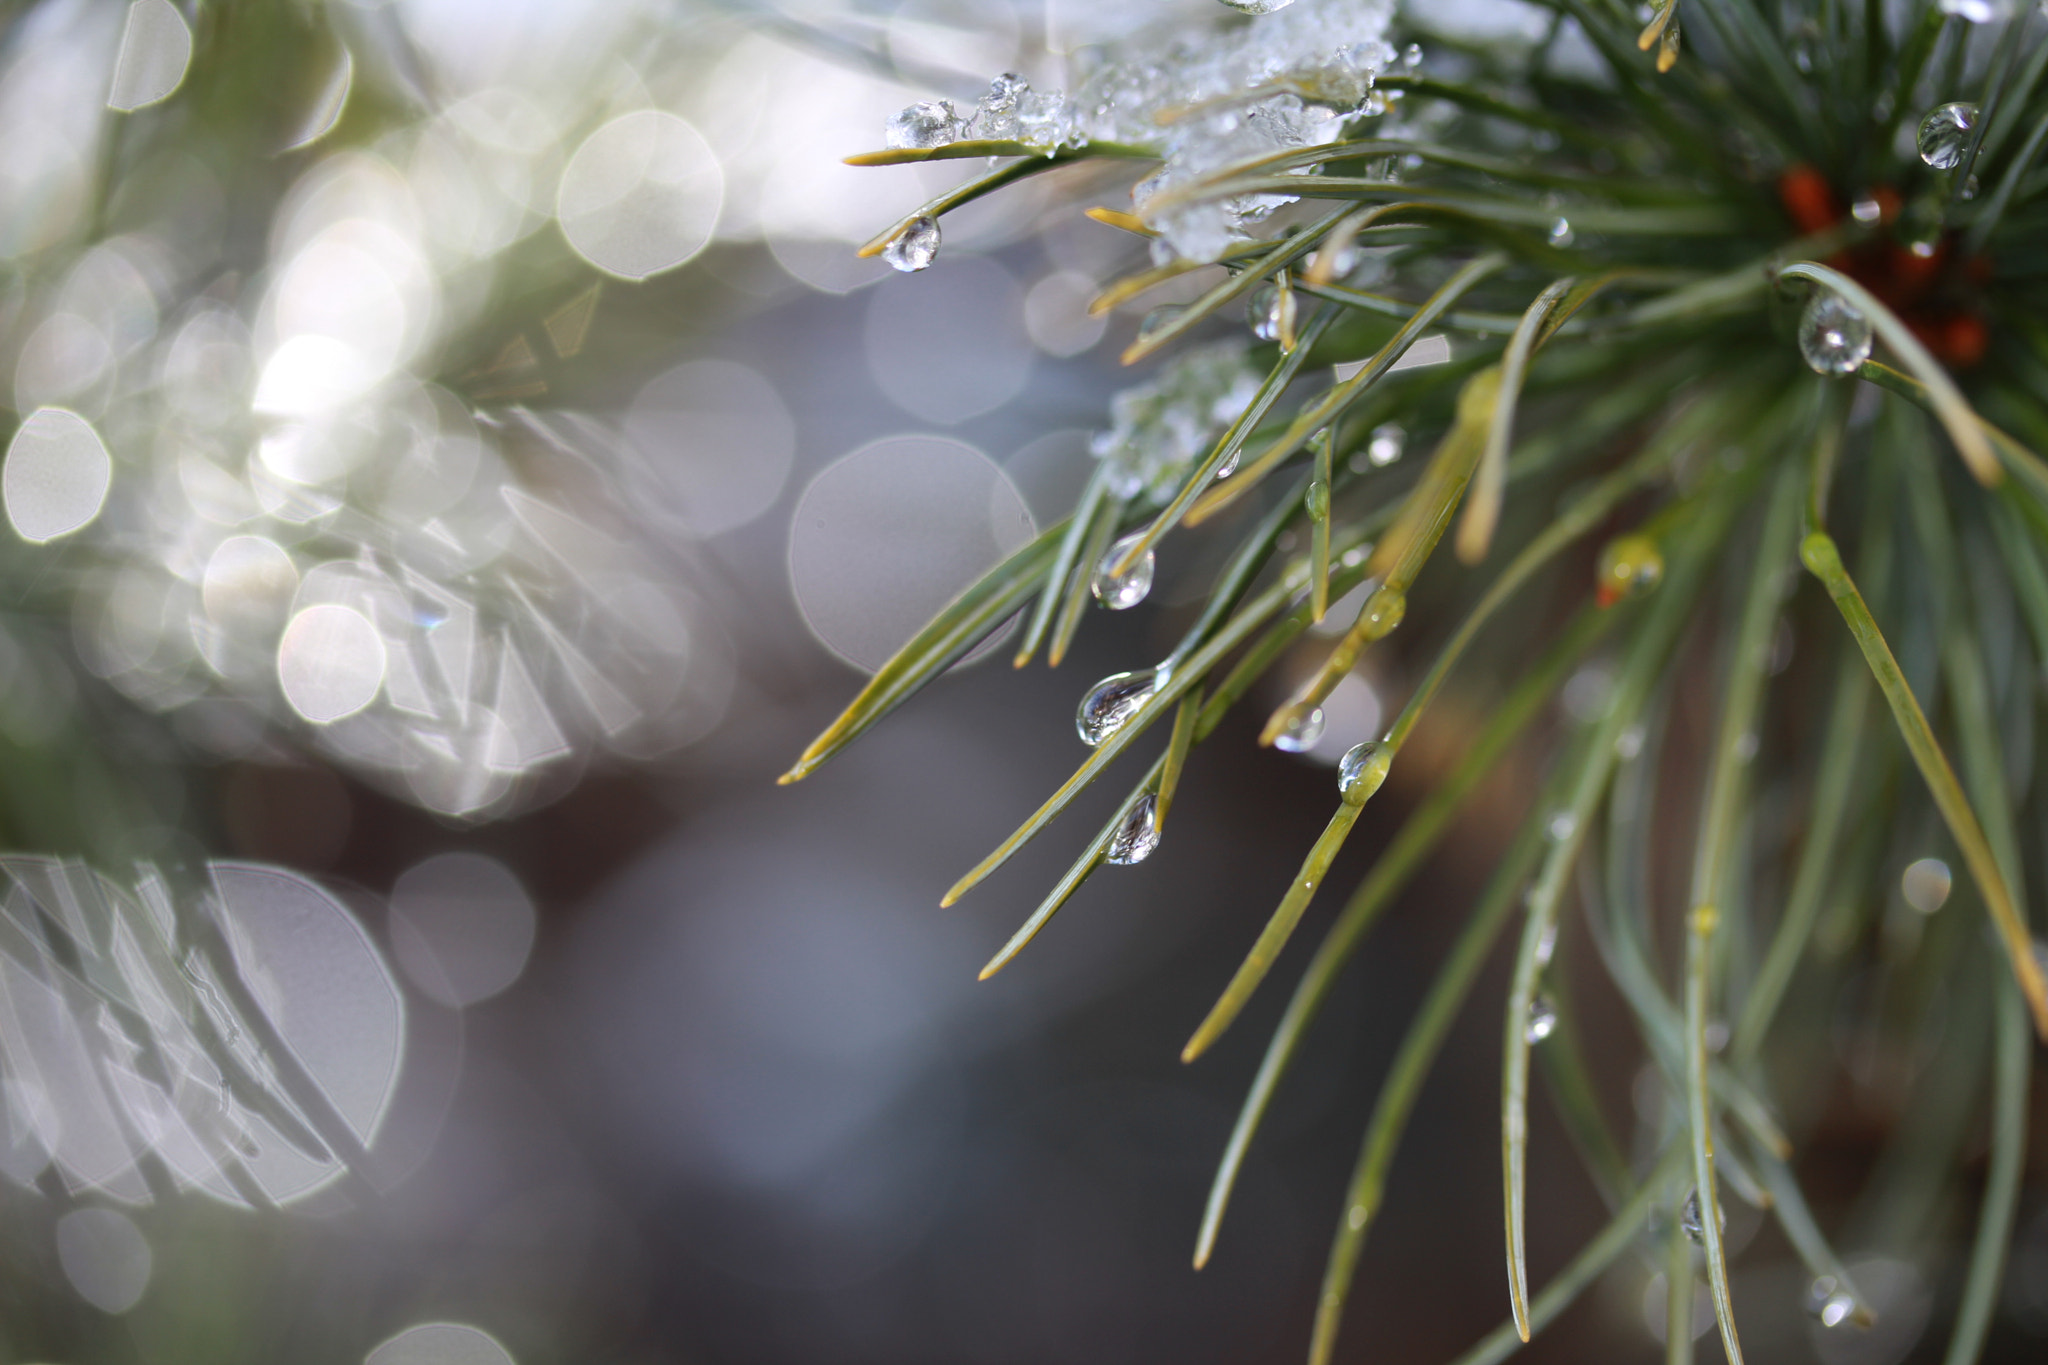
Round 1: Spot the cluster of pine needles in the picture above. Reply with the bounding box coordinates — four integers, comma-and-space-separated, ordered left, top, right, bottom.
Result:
784, 2, 2048, 1362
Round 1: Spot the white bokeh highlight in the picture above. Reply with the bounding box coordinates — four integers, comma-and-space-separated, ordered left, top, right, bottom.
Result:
278, 603, 387, 723
863, 256, 1032, 424
389, 853, 538, 1009
366, 1322, 516, 1365
3, 407, 111, 543
789, 435, 1034, 672
55, 1207, 152, 1313
106, 0, 192, 112
557, 111, 722, 280
625, 359, 795, 536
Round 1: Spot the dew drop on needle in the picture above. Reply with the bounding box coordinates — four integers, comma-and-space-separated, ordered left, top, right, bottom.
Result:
1106, 791, 1160, 864
1271, 703, 1325, 753
1077, 669, 1157, 746
1091, 531, 1155, 610
1798, 293, 1871, 376
1916, 102, 1977, 170
883, 217, 940, 273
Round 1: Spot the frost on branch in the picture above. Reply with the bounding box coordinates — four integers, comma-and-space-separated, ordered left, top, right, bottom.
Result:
880, 0, 1397, 263
1090, 343, 1261, 505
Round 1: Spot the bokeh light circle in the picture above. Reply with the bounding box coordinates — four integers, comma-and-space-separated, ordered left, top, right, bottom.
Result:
557, 110, 721, 280
624, 359, 795, 536
3, 407, 111, 543
862, 255, 1032, 424
364, 1322, 515, 1365
277, 603, 386, 723
55, 1207, 152, 1313
389, 852, 538, 1009
789, 435, 1034, 672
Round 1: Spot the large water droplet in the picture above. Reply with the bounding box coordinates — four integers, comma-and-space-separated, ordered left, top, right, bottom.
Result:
883, 217, 940, 273
1272, 703, 1326, 753
1337, 740, 1390, 805
1917, 102, 1978, 170
1525, 994, 1559, 1044
1215, 447, 1241, 480
1303, 479, 1330, 521
1106, 792, 1161, 864
1077, 669, 1156, 746
1091, 531, 1155, 610
1366, 422, 1405, 466
1547, 217, 1574, 247
1798, 293, 1872, 376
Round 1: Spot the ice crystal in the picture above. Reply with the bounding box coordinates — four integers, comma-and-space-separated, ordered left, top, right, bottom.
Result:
880, 0, 1397, 261
1088, 343, 1262, 505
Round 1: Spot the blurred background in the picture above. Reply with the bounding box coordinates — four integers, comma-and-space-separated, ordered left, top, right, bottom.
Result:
0, 1, 2043, 1363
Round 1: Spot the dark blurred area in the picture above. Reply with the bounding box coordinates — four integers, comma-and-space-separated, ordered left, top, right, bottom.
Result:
0, 3, 2044, 1365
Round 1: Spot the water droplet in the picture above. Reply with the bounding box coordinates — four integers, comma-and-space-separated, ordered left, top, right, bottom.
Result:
1798, 293, 1873, 376
1909, 236, 1940, 259
1806, 1276, 1856, 1327
1533, 920, 1558, 968
1900, 857, 1952, 914
1594, 533, 1664, 607
1215, 447, 1240, 480
1361, 90, 1387, 117
1938, 0, 1994, 23
1547, 811, 1577, 842
1547, 217, 1574, 247
1247, 283, 1282, 341
1402, 43, 1423, 70
1361, 584, 1405, 638
1139, 305, 1187, 342
1303, 479, 1330, 521
1337, 741, 1390, 805
1917, 102, 1978, 170
1526, 994, 1559, 1043
1366, 423, 1405, 466
1959, 173, 1979, 200
883, 216, 941, 273
885, 99, 965, 150
1678, 1188, 1724, 1244
1347, 1203, 1368, 1230
1106, 792, 1161, 864
1272, 703, 1326, 753
1091, 531, 1156, 610
1734, 731, 1759, 762
1850, 195, 1882, 223
1077, 669, 1156, 746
